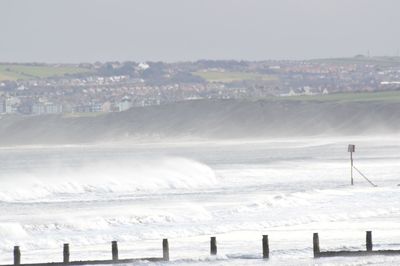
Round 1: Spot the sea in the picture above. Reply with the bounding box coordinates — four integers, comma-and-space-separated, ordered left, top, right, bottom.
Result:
1, 136, 400, 265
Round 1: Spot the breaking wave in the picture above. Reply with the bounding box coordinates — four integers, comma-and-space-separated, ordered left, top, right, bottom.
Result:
0, 157, 217, 203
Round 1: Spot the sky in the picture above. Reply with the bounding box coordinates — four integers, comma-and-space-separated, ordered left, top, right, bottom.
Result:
0, 0, 399, 63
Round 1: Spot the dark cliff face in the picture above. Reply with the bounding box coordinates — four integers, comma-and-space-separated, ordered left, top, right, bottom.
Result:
1, 99, 400, 146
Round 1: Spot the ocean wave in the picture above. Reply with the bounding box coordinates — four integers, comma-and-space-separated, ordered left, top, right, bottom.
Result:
0, 157, 217, 203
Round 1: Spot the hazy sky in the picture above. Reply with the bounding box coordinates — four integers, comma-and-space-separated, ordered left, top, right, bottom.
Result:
0, 0, 399, 63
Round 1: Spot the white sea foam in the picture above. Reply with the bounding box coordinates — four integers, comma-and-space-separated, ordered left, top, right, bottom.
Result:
1, 138, 400, 265
0, 157, 217, 202
0, 223, 28, 239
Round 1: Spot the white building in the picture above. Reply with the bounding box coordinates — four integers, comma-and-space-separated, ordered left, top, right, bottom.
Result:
5, 97, 20, 113
0, 98, 5, 113
32, 102, 63, 115
118, 96, 132, 112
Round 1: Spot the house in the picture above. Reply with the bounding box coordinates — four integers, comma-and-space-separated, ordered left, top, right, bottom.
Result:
118, 96, 132, 112
0, 98, 5, 113
32, 102, 63, 115
5, 97, 20, 113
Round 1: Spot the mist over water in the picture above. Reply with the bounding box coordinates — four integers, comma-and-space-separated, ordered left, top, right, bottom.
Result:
1, 137, 400, 265
2, 100, 400, 146
0, 157, 216, 202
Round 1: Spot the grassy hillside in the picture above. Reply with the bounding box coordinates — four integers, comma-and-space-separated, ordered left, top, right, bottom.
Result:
0, 64, 91, 81
1, 98, 400, 146
280, 90, 400, 103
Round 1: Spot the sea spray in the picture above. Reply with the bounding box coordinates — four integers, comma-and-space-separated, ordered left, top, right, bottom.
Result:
0, 157, 217, 203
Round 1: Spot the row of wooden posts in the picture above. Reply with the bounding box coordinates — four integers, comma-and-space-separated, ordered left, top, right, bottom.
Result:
314, 231, 400, 257
4, 235, 268, 266
4, 231, 400, 266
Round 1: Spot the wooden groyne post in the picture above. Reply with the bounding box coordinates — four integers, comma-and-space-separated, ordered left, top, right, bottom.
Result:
262, 235, 269, 259
111, 241, 118, 261
63, 243, 70, 263
3, 240, 165, 266
6, 232, 400, 265
210, 237, 217, 255
314, 231, 400, 258
162, 239, 169, 261
366, 231, 373, 251
13, 246, 20, 265
313, 233, 320, 258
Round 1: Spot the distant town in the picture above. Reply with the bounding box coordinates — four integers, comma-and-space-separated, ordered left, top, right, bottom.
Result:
1, 56, 400, 116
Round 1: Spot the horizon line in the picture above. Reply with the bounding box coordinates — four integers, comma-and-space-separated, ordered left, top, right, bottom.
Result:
0, 55, 399, 65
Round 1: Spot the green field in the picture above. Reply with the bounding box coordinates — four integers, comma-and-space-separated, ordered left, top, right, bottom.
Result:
193, 71, 278, 83
0, 64, 91, 81
313, 56, 400, 67
63, 112, 107, 118
279, 90, 400, 103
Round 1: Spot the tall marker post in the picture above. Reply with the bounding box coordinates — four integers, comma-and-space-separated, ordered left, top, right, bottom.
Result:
348, 144, 355, 186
